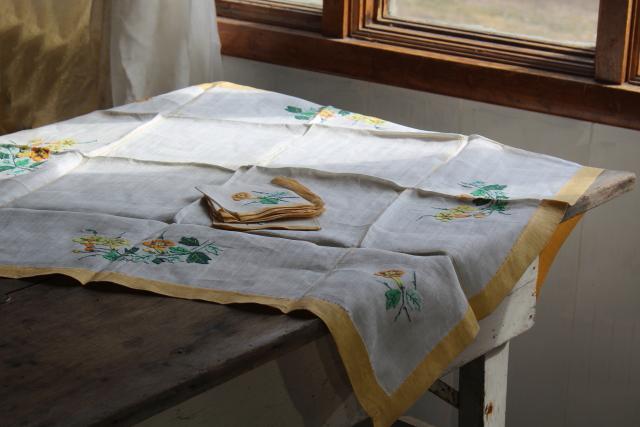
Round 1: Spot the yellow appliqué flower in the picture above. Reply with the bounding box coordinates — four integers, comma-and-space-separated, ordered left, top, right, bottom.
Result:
232, 192, 252, 201
317, 109, 335, 120
350, 113, 385, 126
142, 239, 176, 253
17, 146, 50, 162
30, 138, 77, 153
375, 269, 405, 279
72, 235, 130, 252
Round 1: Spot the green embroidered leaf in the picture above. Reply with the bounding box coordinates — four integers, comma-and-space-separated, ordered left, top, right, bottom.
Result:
15, 158, 30, 167
124, 247, 139, 254
285, 106, 302, 113
0, 152, 9, 159
259, 196, 280, 204
490, 200, 509, 212
338, 109, 351, 116
103, 250, 121, 261
169, 246, 190, 255
470, 188, 489, 197
152, 257, 165, 264
294, 114, 310, 120
385, 289, 401, 310
0, 165, 15, 172
481, 184, 507, 191
204, 245, 221, 255
187, 251, 211, 264
29, 161, 46, 168
406, 289, 423, 310
179, 237, 200, 246
473, 198, 491, 206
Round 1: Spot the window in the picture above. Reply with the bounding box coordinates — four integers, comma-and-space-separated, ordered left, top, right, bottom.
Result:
386, 0, 600, 47
216, 0, 640, 130
629, 0, 640, 84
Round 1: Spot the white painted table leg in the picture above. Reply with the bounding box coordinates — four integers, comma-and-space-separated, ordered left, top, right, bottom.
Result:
458, 342, 510, 427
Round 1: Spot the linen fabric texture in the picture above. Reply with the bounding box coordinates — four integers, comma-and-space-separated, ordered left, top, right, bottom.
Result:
0, 82, 601, 427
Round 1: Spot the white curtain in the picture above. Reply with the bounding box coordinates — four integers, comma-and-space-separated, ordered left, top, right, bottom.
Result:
110, 0, 223, 106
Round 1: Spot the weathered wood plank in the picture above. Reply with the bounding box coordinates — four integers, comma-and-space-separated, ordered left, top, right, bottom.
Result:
563, 169, 636, 221
0, 278, 326, 427
458, 343, 510, 427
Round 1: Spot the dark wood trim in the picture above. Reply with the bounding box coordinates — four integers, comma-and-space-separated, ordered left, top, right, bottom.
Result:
352, 0, 595, 77
322, 0, 349, 38
595, 0, 634, 83
628, 0, 640, 84
216, 0, 322, 32
218, 18, 640, 131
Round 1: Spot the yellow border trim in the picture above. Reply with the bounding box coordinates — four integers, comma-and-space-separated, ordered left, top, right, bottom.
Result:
0, 264, 478, 427
536, 213, 583, 295
0, 166, 602, 426
468, 166, 602, 319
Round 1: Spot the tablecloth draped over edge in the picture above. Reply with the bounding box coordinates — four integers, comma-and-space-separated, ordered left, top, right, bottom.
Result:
0, 81, 604, 426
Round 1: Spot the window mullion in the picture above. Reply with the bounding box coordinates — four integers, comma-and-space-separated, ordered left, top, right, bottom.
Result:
595, 0, 634, 83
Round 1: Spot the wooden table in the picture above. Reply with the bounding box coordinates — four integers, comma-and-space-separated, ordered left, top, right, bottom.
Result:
0, 170, 634, 427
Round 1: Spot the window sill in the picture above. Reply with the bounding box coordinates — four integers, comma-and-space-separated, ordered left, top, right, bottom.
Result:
218, 17, 640, 131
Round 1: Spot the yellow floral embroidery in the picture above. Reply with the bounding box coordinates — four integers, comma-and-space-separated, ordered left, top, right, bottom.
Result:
142, 239, 177, 253
73, 229, 222, 265
374, 269, 423, 322
1, 138, 83, 176
232, 192, 252, 201
285, 105, 387, 128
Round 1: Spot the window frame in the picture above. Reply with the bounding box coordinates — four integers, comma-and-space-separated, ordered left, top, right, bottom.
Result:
351, 0, 596, 77
628, 0, 640, 84
216, 0, 322, 32
216, 0, 640, 130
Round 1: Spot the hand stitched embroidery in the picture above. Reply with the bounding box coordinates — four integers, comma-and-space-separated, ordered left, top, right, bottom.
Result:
0, 138, 87, 176
419, 181, 511, 222
232, 190, 301, 206
375, 269, 423, 322
285, 105, 386, 128
73, 229, 222, 265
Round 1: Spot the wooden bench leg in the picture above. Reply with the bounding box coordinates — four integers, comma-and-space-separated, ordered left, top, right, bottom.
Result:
458, 342, 509, 427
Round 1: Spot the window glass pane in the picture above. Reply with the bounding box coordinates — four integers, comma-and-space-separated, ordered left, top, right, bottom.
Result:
388, 0, 599, 47
276, 0, 322, 7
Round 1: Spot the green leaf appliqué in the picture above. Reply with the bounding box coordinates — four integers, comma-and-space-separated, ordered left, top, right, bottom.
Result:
179, 237, 200, 247
385, 289, 402, 310
186, 252, 211, 264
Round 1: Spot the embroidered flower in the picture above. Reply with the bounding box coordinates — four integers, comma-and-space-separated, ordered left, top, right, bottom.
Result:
72, 235, 130, 253
422, 181, 511, 222
142, 239, 176, 253
350, 113, 385, 127
73, 230, 222, 265
375, 269, 405, 288
317, 108, 335, 120
232, 192, 252, 201
17, 146, 51, 162
374, 270, 423, 322
41, 138, 76, 152
375, 269, 405, 279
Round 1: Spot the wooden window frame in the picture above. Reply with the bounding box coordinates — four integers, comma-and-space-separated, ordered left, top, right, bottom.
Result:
216, 0, 322, 32
351, 0, 595, 77
628, 0, 640, 84
217, 0, 640, 131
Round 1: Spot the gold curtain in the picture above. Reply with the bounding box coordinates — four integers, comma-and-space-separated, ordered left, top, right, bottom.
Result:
0, 0, 110, 135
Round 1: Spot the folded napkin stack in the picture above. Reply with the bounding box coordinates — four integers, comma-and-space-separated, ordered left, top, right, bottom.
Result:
197, 176, 325, 231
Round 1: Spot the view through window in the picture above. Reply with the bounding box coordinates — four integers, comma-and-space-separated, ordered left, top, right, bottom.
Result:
278, 0, 322, 7
387, 0, 600, 47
